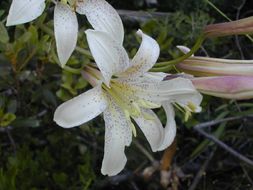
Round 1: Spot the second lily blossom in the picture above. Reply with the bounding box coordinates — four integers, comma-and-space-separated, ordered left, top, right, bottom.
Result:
6, 0, 124, 67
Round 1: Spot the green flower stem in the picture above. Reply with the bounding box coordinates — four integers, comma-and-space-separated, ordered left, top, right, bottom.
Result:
151, 34, 205, 72
150, 65, 174, 72
37, 23, 93, 59
75, 46, 92, 58
206, 0, 231, 21
19, 48, 37, 71
63, 65, 83, 74
50, 46, 83, 74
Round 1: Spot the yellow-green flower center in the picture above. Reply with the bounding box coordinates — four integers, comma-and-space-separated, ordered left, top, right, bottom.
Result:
61, 0, 84, 11
101, 80, 160, 137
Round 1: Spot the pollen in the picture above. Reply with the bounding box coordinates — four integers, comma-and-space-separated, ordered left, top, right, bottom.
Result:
102, 80, 159, 136
61, 0, 68, 5
187, 101, 197, 112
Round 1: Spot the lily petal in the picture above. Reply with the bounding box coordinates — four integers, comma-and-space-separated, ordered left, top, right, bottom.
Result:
85, 29, 129, 86
6, 0, 45, 26
157, 78, 202, 109
133, 109, 164, 152
157, 103, 176, 151
102, 99, 132, 176
120, 30, 160, 78
76, 0, 124, 44
130, 77, 201, 104
144, 72, 167, 82
176, 45, 193, 56
54, 3, 78, 67
175, 93, 202, 112
118, 72, 166, 84
168, 78, 202, 112
54, 85, 108, 128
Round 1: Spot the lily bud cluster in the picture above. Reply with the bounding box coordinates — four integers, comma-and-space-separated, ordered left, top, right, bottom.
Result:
173, 16, 253, 100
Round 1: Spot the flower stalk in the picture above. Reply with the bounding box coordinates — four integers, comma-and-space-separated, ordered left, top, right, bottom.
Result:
153, 34, 205, 71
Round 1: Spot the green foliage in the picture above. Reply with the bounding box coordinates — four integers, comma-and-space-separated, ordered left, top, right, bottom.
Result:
57, 71, 88, 101
0, 95, 16, 127
0, 111, 16, 127
0, 134, 95, 190
0, 22, 9, 43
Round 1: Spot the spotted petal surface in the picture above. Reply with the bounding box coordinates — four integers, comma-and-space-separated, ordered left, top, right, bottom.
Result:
133, 108, 164, 152
102, 99, 132, 176
157, 103, 177, 151
120, 30, 160, 79
6, 0, 45, 26
54, 85, 108, 128
86, 29, 129, 86
77, 0, 124, 44
54, 3, 78, 67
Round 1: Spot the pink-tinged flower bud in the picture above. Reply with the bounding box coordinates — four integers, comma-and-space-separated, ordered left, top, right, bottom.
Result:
204, 16, 253, 37
177, 56, 253, 77
192, 76, 253, 100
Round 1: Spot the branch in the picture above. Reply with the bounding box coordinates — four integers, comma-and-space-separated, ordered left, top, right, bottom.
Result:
133, 140, 155, 162
193, 116, 253, 166
118, 9, 170, 22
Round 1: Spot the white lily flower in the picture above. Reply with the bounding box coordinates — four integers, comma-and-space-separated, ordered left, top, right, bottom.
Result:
6, 0, 124, 66
54, 28, 202, 176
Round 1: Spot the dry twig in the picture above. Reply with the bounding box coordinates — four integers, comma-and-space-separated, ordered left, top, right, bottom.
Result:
193, 115, 253, 166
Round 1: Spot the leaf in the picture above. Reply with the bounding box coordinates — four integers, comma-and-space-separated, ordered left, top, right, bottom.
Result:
12, 117, 40, 128
0, 10, 5, 18
0, 113, 16, 127
28, 25, 39, 44
7, 100, 17, 113
0, 22, 9, 43
75, 77, 88, 90
56, 88, 72, 101
43, 89, 57, 107
53, 172, 67, 185
157, 27, 168, 45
